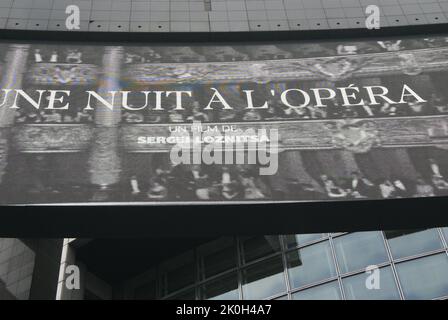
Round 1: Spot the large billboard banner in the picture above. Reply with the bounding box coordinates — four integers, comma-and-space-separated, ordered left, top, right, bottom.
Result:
1, 36, 448, 205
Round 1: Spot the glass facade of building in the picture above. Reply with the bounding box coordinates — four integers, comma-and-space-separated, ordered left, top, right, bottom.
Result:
0, 239, 35, 300
0, 239, 62, 300
128, 228, 448, 300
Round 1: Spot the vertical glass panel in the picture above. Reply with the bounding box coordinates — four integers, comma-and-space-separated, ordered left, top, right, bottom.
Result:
160, 251, 196, 295
84, 290, 102, 300
201, 273, 239, 300
343, 267, 400, 300
284, 234, 327, 248
241, 236, 281, 264
334, 232, 388, 274
292, 281, 341, 300
443, 228, 448, 243
384, 229, 442, 259
396, 254, 448, 300
134, 280, 157, 300
169, 289, 196, 300
241, 257, 286, 300
286, 241, 336, 289
198, 237, 237, 280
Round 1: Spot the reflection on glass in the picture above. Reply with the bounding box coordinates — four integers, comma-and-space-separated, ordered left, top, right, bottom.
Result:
334, 232, 388, 274
343, 267, 400, 300
198, 238, 237, 279
286, 242, 336, 289
385, 229, 442, 259
241, 257, 286, 300
396, 254, 448, 300
201, 273, 239, 300
292, 281, 341, 300
284, 234, 327, 248
443, 228, 448, 242
169, 289, 196, 300
134, 280, 157, 300
241, 236, 281, 264
160, 251, 195, 295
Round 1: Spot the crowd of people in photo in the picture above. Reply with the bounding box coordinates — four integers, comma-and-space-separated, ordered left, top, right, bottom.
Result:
1, 150, 447, 204
128, 164, 271, 201
14, 108, 94, 124
15, 37, 448, 126
317, 169, 448, 201
122, 38, 448, 64
125, 158, 448, 202
28, 38, 448, 68
27, 37, 448, 69
121, 93, 448, 125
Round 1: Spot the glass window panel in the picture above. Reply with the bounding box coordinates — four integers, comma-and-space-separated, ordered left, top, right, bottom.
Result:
343, 267, 400, 300
284, 234, 327, 248
134, 280, 157, 300
385, 229, 442, 259
396, 254, 448, 300
198, 238, 237, 279
168, 289, 196, 300
160, 251, 196, 295
273, 295, 288, 300
286, 241, 336, 289
84, 290, 102, 300
334, 232, 388, 274
201, 273, 239, 300
241, 257, 286, 300
241, 236, 281, 264
292, 281, 341, 300
441, 228, 448, 243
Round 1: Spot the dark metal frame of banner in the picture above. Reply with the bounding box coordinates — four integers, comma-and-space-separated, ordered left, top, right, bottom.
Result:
0, 25, 448, 237
0, 197, 446, 237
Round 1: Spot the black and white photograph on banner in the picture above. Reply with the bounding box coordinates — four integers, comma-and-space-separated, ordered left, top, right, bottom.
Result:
1, 35, 448, 205
1, 0, 448, 306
